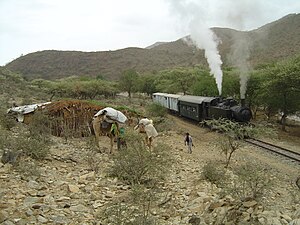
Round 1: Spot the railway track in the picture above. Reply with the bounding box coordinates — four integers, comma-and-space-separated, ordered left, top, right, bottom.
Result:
244, 138, 300, 163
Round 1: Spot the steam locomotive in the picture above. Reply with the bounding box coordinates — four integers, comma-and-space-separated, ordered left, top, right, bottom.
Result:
152, 93, 252, 123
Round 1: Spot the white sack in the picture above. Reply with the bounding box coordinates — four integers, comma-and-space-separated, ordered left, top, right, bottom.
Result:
137, 118, 158, 138
94, 107, 127, 124
139, 118, 153, 126
144, 124, 158, 138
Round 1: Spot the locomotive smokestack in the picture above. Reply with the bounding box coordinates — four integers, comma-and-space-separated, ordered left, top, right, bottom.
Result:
241, 99, 245, 107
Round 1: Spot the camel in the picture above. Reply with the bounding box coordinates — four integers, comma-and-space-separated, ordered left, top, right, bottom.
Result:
92, 115, 119, 154
92, 107, 128, 153
134, 118, 158, 149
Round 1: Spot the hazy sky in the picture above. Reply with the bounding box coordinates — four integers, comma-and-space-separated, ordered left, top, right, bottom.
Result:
0, 0, 299, 66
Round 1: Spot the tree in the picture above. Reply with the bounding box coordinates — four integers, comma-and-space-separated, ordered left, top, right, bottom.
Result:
222, 68, 240, 98
261, 56, 300, 131
119, 69, 139, 98
245, 71, 265, 119
138, 73, 158, 97
156, 67, 196, 95
191, 68, 218, 96
169, 68, 196, 95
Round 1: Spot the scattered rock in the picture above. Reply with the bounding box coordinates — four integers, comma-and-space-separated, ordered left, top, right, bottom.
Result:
0, 210, 8, 223
242, 200, 258, 208
68, 184, 80, 193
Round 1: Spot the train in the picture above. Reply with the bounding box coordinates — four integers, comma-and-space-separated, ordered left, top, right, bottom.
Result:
152, 93, 252, 123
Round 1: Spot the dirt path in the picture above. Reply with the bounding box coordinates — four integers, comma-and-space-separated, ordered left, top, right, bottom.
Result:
159, 115, 300, 212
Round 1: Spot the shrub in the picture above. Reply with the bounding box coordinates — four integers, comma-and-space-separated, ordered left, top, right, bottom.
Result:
15, 158, 41, 179
202, 162, 229, 188
108, 130, 172, 186
146, 103, 167, 118
202, 118, 276, 139
218, 136, 241, 168
20, 137, 50, 160
229, 163, 273, 200
0, 123, 50, 161
288, 178, 300, 207
0, 108, 16, 131
99, 185, 158, 225
28, 111, 51, 142
84, 137, 102, 172
152, 117, 174, 132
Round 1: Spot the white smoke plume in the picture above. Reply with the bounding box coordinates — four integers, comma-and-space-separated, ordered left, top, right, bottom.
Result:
166, 0, 265, 98
228, 33, 252, 99
166, 0, 223, 95
218, 0, 264, 99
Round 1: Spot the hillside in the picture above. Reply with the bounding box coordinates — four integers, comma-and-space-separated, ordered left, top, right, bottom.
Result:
0, 112, 299, 224
5, 13, 300, 80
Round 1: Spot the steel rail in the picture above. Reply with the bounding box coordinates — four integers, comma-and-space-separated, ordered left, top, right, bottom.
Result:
244, 138, 300, 163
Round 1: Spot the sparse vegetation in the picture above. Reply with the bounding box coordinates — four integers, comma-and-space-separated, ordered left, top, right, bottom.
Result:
84, 136, 102, 172
14, 158, 41, 179
228, 163, 273, 201
146, 102, 167, 118
202, 118, 253, 139
288, 179, 300, 207
100, 185, 158, 225
202, 162, 229, 187
108, 131, 172, 185
0, 108, 16, 131
218, 136, 241, 168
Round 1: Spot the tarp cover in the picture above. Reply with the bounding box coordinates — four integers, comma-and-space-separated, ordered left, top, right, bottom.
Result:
94, 107, 127, 124
7, 102, 51, 123
7, 102, 51, 115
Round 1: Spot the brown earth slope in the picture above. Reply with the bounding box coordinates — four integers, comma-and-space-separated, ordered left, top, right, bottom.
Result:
0, 114, 299, 224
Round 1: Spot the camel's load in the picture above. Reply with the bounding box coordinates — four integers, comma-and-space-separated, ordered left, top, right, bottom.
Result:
94, 107, 128, 124
135, 118, 158, 138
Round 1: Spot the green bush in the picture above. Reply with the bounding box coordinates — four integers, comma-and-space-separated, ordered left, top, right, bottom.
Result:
0, 108, 16, 131
229, 163, 273, 200
108, 130, 172, 186
20, 137, 50, 160
202, 162, 229, 187
202, 118, 276, 139
218, 136, 241, 168
0, 112, 51, 161
99, 185, 158, 225
15, 158, 41, 179
28, 111, 51, 141
1, 135, 49, 161
145, 103, 167, 118
152, 117, 174, 132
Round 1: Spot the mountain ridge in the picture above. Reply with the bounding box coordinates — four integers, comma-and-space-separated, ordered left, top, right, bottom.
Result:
5, 13, 300, 80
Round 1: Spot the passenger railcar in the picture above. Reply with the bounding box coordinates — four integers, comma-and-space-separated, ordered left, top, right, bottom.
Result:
152, 92, 252, 123
152, 93, 180, 113
178, 95, 217, 121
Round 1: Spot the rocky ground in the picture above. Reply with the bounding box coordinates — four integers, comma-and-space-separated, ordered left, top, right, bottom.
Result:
0, 115, 300, 225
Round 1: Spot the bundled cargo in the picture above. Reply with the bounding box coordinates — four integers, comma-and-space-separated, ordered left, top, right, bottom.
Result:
94, 107, 128, 124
